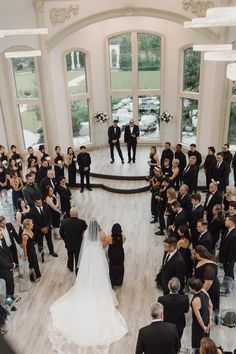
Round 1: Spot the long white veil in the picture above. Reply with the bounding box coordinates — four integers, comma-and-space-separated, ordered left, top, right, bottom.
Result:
49, 218, 128, 354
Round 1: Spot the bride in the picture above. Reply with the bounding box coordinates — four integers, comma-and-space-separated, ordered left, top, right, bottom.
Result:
49, 218, 128, 354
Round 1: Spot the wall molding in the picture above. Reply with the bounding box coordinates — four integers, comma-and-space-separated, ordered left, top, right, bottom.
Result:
182, 0, 215, 17
50, 4, 79, 25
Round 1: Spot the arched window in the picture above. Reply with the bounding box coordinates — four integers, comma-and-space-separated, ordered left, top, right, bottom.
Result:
65, 50, 90, 147
180, 47, 201, 144
109, 32, 162, 140
10, 56, 44, 149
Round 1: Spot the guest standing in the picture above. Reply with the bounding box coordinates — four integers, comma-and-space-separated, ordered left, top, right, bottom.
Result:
77, 146, 92, 193
188, 143, 202, 192
196, 220, 213, 253
148, 146, 160, 178
15, 198, 30, 239
124, 118, 140, 163
174, 144, 187, 189
211, 152, 229, 193
57, 176, 72, 218
0, 216, 21, 268
9, 171, 23, 211
66, 147, 77, 187
0, 232, 15, 301
44, 185, 61, 238
23, 173, 41, 208
219, 215, 236, 279
53, 145, 65, 183
199, 337, 224, 354
108, 119, 124, 164
182, 156, 198, 194
107, 223, 126, 287
208, 204, 225, 248
36, 158, 49, 184
177, 225, 193, 280
204, 182, 222, 224
160, 142, 174, 168
22, 219, 41, 282
223, 186, 236, 212
169, 159, 180, 190
190, 193, 205, 247
203, 146, 216, 190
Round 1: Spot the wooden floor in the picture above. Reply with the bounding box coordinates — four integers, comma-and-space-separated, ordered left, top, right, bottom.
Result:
1, 146, 236, 354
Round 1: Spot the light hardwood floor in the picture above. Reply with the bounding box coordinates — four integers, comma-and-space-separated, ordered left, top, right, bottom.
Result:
2, 146, 236, 354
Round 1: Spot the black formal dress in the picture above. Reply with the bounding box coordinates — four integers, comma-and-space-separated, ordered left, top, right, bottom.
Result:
17, 210, 30, 239
39, 176, 57, 197
158, 293, 189, 339
191, 291, 209, 349
204, 191, 223, 223
0, 168, 7, 191
195, 263, 220, 312
60, 216, 87, 272
219, 227, 236, 279
135, 321, 180, 354
204, 154, 216, 189
211, 160, 229, 193
77, 152, 91, 190
160, 148, 174, 167
54, 154, 65, 183
108, 237, 125, 286
189, 205, 205, 247
124, 124, 140, 162
223, 150, 233, 185
182, 165, 198, 194
22, 233, 41, 281
174, 151, 187, 188
46, 195, 61, 228
67, 154, 77, 187
0, 240, 15, 296
108, 125, 124, 162
150, 183, 161, 221
57, 184, 71, 217
158, 186, 168, 232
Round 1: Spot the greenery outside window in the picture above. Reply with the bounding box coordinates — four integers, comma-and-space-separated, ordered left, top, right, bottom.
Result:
70, 100, 90, 146
181, 98, 198, 144
183, 48, 200, 92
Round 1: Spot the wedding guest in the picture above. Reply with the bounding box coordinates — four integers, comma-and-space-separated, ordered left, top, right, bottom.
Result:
169, 201, 187, 238
108, 119, 124, 164
36, 158, 49, 184
189, 277, 213, 351
188, 143, 202, 192
199, 337, 224, 354
160, 142, 174, 168
204, 182, 223, 223
161, 158, 172, 178
38, 144, 50, 164
190, 193, 205, 247
0, 216, 21, 268
148, 146, 160, 178
6, 158, 23, 180
177, 184, 192, 222
219, 215, 236, 279
39, 169, 57, 197
174, 144, 187, 189
208, 204, 225, 248
9, 145, 22, 165
77, 146, 92, 193
0, 145, 8, 163
124, 118, 140, 163
26, 146, 38, 169
227, 201, 236, 217
44, 185, 61, 239
57, 176, 72, 218
53, 145, 65, 183
211, 152, 229, 193
27, 159, 37, 175
164, 188, 177, 231
182, 156, 198, 194
22, 219, 41, 282
0, 161, 9, 205
23, 173, 41, 208
0, 232, 15, 304
66, 147, 77, 187
232, 151, 236, 187
15, 198, 30, 239
150, 175, 162, 224
222, 143, 233, 186
155, 177, 170, 236
106, 223, 126, 287
196, 220, 213, 253
203, 147, 216, 190
223, 186, 236, 212
169, 159, 179, 189
60, 207, 87, 273
9, 171, 23, 211
177, 225, 192, 280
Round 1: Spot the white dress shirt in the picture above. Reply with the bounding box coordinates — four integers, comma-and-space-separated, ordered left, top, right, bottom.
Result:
1, 227, 12, 247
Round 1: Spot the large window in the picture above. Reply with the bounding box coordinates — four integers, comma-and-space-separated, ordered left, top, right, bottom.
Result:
228, 89, 236, 149
180, 48, 201, 144
66, 50, 90, 146
11, 57, 44, 149
109, 32, 162, 140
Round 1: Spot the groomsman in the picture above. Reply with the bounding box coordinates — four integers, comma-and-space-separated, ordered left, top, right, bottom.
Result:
160, 142, 174, 168
174, 144, 186, 189
188, 144, 202, 192
108, 120, 124, 164
0, 232, 15, 300
77, 146, 92, 193
182, 156, 198, 194
211, 152, 229, 193
204, 182, 222, 223
219, 216, 236, 279
222, 143, 233, 186
203, 146, 216, 190
0, 216, 21, 267
124, 118, 140, 163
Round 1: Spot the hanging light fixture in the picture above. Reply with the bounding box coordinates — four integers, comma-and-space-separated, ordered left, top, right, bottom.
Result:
193, 44, 232, 51
5, 50, 42, 58
227, 63, 236, 80
204, 50, 236, 61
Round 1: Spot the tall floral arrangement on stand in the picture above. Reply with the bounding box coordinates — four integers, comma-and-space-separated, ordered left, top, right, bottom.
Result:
160, 111, 173, 123
93, 112, 109, 123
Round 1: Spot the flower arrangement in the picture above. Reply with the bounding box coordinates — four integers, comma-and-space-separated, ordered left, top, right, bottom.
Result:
160, 111, 173, 123
94, 112, 109, 123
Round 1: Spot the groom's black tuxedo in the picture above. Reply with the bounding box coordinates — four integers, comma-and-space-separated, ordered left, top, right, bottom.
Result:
60, 216, 87, 272
108, 125, 124, 162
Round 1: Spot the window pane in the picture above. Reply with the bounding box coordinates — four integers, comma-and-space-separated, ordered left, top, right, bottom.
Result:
111, 96, 133, 137
109, 34, 132, 90
138, 96, 160, 139
228, 102, 236, 149
11, 58, 38, 98
183, 48, 200, 92
181, 98, 198, 144
232, 81, 236, 95
18, 104, 44, 149
70, 100, 90, 146
138, 33, 161, 89
66, 51, 87, 95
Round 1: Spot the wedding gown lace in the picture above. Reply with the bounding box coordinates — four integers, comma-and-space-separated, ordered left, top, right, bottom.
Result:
49, 232, 128, 354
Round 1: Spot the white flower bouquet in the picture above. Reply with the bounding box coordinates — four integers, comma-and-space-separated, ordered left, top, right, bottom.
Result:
94, 112, 109, 123
160, 111, 173, 123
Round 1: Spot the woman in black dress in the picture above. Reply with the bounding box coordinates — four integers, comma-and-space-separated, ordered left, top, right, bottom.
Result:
194, 245, 220, 314
150, 174, 162, 223
9, 171, 23, 211
189, 277, 213, 351
57, 176, 72, 218
53, 145, 65, 183
148, 146, 160, 179
177, 224, 193, 280
22, 218, 41, 282
208, 204, 225, 249
164, 187, 176, 231
107, 223, 126, 287
0, 161, 8, 203
44, 185, 61, 238
9, 145, 23, 171
66, 147, 77, 187
16, 198, 30, 239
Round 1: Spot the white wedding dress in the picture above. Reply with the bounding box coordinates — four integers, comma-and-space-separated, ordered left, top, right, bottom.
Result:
49, 220, 128, 354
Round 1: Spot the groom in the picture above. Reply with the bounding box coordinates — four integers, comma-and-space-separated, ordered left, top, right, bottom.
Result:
60, 207, 87, 273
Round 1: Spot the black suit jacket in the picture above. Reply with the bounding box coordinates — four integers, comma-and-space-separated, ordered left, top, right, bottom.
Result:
60, 217, 87, 251
23, 183, 41, 208
124, 124, 139, 144
219, 227, 236, 264
182, 165, 198, 193
177, 193, 192, 221
108, 125, 121, 143
158, 293, 189, 334
174, 151, 186, 174
39, 176, 57, 196
211, 160, 229, 191
161, 251, 186, 294
188, 150, 202, 168
36, 166, 48, 183
196, 230, 213, 252
204, 191, 222, 223
77, 152, 91, 172
135, 321, 180, 354
0, 241, 14, 271
29, 204, 52, 237
173, 210, 187, 232
189, 205, 205, 241
161, 149, 174, 167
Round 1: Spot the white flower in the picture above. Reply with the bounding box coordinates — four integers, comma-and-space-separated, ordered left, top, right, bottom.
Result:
94, 112, 109, 123
160, 111, 173, 123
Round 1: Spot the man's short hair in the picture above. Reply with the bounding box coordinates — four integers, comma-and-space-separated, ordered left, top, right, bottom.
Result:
171, 201, 181, 209
33, 196, 42, 202
25, 173, 32, 180
227, 215, 236, 225
176, 144, 182, 148
197, 219, 208, 227
168, 277, 180, 293
229, 201, 236, 209
208, 146, 215, 154
191, 193, 201, 202
216, 152, 223, 157
190, 143, 196, 148
165, 142, 171, 146
150, 302, 163, 319
164, 237, 177, 247
224, 143, 229, 148
80, 146, 86, 150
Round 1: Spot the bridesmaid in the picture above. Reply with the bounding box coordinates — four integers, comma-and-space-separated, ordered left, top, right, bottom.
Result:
16, 198, 30, 239
0, 161, 8, 204
9, 171, 23, 211
53, 145, 65, 183
22, 219, 41, 282
66, 147, 77, 187
44, 185, 61, 238
107, 223, 126, 287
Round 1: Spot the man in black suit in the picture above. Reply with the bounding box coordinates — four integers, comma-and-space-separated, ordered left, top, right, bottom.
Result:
188, 144, 202, 192
60, 207, 87, 273
203, 146, 216, 190
0, 231, 15, 299
108, 120, 124, 164
196, 219, 213, 252
158, 277, 189, 340
77, 146, 92, 193
211, 152, 229, 193
177, 184, 192, 222
169, 201, 187, 238
204, 182, 223, 223
222, 143, 233, 186
39, 169, 57, 197
182, 156, 198, 194
160, 142, 174, 168
232, 151, 236, 187
36, 158, 49, 184
219, 216, 236, 279
23, 173, 41, 208
157, 237, 186, 295
0, 216, 21, 267
29, 197, 58, 262
189, 193, 204, 247
174, 144, 186, 189
124, 118, 140, 163
155, 177, 170, 236
135, 302, 180, 354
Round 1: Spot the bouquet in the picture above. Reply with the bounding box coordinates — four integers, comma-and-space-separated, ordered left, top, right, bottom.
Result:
94, 112, 109, 123
160, 111, 173, 123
